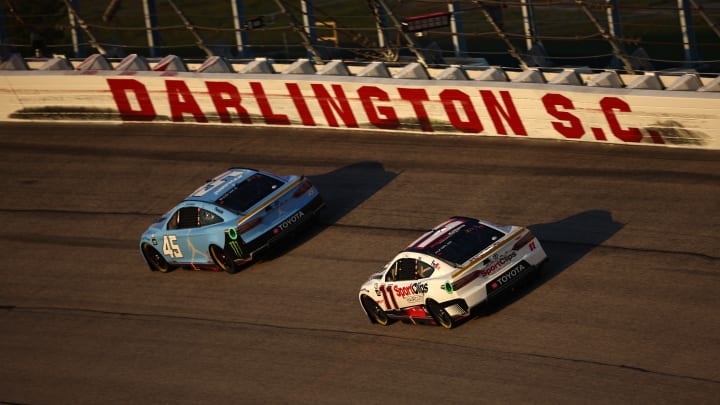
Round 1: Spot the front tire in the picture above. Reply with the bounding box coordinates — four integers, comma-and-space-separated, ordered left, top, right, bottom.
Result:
141, 243, 173, 273
427, 300, 454, 329
361, 295, 389, 326
209, 245, 238, 274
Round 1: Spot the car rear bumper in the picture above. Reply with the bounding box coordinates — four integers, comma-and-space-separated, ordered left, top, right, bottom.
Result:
485, 259, 541, 299
243, 194, 325, 257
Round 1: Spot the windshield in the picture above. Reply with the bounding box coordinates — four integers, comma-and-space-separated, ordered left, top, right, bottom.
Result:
427, 222, 504, 265
215, 173, 283, 212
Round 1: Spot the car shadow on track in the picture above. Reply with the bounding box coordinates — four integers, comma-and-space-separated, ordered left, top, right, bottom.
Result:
249, 161, 398, 264
455, 209, 624, 326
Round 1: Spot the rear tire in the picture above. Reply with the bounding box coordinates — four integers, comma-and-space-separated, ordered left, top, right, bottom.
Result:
142, 243, 173, 273
427, 300, 454, 329
361, 295, 389, 326
209, 245, 238, 274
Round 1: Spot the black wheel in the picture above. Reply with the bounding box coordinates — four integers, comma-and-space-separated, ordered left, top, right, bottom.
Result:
209, 245, 238, 274
361, 295, 389, 326
427, 300, 454, 329
142, 243, 173, 273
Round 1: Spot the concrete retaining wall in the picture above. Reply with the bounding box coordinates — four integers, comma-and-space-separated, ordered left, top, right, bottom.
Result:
1, 55, 719, 149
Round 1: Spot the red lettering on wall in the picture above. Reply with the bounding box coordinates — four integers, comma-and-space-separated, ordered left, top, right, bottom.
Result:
205, 81, 252, 124
600, 97, 645, 143
398, 88, 433, 132
285, 83, 316, 126
480, 90, 527, 136
542, 93, 584, 139
311, 84, 358, 128
250, 82, 290, 125
166, 80, 207, 123
645, 130, 665, 144
591, 127, 608, 141
440, 89, 482, 133
107, 78, 156, 121
358, 86, 399, 130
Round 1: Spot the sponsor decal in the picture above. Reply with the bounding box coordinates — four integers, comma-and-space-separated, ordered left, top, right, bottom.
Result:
487, 262, 529, 293
275, 211, 304, 234
480, 251, 517, 277
393, 282, 429, 298
192, 176, 237, 198
106, 79, 668, 145
405, 294, 423, 304
226, 227, 244, 258
228, 240, 243, 258
379, 282, 428, 310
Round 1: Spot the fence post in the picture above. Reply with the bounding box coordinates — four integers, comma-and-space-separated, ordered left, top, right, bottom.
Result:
273, 0, 323, 63
0, 4, 4, 39
448, 2, 466, 58
605, 0, 621, 38
375, 0, 427, 67
301, 0, 318, 59
371, 0, 390, 49
231, 0, 250, 58
678, 0, 699, 67
520, 0, 538, 53
142, 0, 160, 58
67, 0, 86, 57
0, 2, 6, 57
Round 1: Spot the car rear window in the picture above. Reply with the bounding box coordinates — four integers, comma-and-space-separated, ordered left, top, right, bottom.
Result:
215, 173, 283, 212
429, 222, 504, 265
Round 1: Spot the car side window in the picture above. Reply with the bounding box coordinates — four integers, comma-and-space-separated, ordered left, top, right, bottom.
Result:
385, 262, 399, 282
416, 260, 435, 279
384, 259, 417, 282
385, 258, 435, 282
199, 208, 223, 226
167, 207, 201, 230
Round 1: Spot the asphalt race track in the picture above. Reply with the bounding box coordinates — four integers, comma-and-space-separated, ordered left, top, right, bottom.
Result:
1, 122, 718, 404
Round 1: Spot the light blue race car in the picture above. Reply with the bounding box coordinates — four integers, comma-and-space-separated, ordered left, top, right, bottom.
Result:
140, 168, 324, 273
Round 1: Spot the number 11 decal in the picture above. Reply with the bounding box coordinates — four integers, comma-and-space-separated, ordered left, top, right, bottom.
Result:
379, 285, 399, 310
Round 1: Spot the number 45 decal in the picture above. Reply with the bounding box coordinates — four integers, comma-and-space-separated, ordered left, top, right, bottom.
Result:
163, 235, 184, 258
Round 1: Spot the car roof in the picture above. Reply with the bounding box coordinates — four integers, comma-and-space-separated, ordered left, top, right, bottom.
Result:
405, 217, 477, 252
403, 216, 506, 259
184, 168, 258, 203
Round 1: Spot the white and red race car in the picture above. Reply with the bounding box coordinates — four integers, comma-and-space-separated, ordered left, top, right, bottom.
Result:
358, 216, 547, 329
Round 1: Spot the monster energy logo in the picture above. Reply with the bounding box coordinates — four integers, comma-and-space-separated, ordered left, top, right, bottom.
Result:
228, 240, 243, 258
226, 227, 243, 258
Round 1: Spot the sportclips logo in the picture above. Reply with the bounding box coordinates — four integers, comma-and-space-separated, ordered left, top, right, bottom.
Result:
106, 79, 667, 145
394, 282, 429, 298
480, 251, 517, 277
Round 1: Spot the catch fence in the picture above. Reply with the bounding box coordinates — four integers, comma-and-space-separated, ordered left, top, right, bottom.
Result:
2, 1, 720, 73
